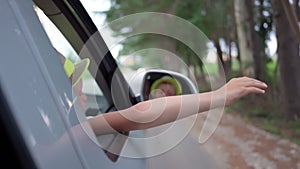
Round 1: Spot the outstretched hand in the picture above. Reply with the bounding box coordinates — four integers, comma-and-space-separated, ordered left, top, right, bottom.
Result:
215, 76, 268, 107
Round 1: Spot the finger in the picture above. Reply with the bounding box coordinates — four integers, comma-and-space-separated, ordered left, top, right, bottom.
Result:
246, 87, 266, 95
243, 80, 268, 89
241, 76, 267, 86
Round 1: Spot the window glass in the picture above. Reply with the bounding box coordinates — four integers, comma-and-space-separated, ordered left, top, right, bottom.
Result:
35, 7, 109, 116
33, 4, 126, 165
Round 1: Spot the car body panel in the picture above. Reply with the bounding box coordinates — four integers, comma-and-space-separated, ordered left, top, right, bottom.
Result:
0, 0, 85, 168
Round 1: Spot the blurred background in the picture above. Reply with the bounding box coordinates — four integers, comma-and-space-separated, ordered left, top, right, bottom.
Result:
90, 0, 300, 145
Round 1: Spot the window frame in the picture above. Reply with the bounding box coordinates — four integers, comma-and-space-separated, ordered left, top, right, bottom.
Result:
34, 0, 139, 162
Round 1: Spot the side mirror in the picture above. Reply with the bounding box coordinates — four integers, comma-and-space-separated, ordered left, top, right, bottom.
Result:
130, 68, 198, 101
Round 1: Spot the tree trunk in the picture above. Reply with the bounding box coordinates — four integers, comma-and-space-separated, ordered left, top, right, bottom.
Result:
230, 0, 242, 74
245, 0, 266, 80
212, 34, 225, 76
233, 0, 254, 76
272, 0, 300, 120
295, 0, 300, 20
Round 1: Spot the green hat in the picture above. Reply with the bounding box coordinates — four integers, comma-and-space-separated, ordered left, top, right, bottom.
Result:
150, 76, 182, 96
58, 52, 90, 87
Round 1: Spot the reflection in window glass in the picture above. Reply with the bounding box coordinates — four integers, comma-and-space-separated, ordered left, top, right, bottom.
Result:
35, 6, 108, 116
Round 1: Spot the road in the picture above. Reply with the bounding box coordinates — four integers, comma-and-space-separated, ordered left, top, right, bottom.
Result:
145, 115, 222, 169
144, 112, 300, 169
196, 112, 300, 169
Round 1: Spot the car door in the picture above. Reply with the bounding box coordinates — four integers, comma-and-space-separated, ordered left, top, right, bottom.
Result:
0, 0, 87, 168
0, 0, 146, 169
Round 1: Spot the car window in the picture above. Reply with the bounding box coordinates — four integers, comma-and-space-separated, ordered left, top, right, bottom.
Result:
33, 5, 132, 165
35, 6, 109, 117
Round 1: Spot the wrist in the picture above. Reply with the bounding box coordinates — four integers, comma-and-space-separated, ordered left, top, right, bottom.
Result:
210, 89, 226, 109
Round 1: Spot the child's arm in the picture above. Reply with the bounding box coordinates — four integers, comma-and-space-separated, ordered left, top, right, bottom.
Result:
88, 77, 267, 135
